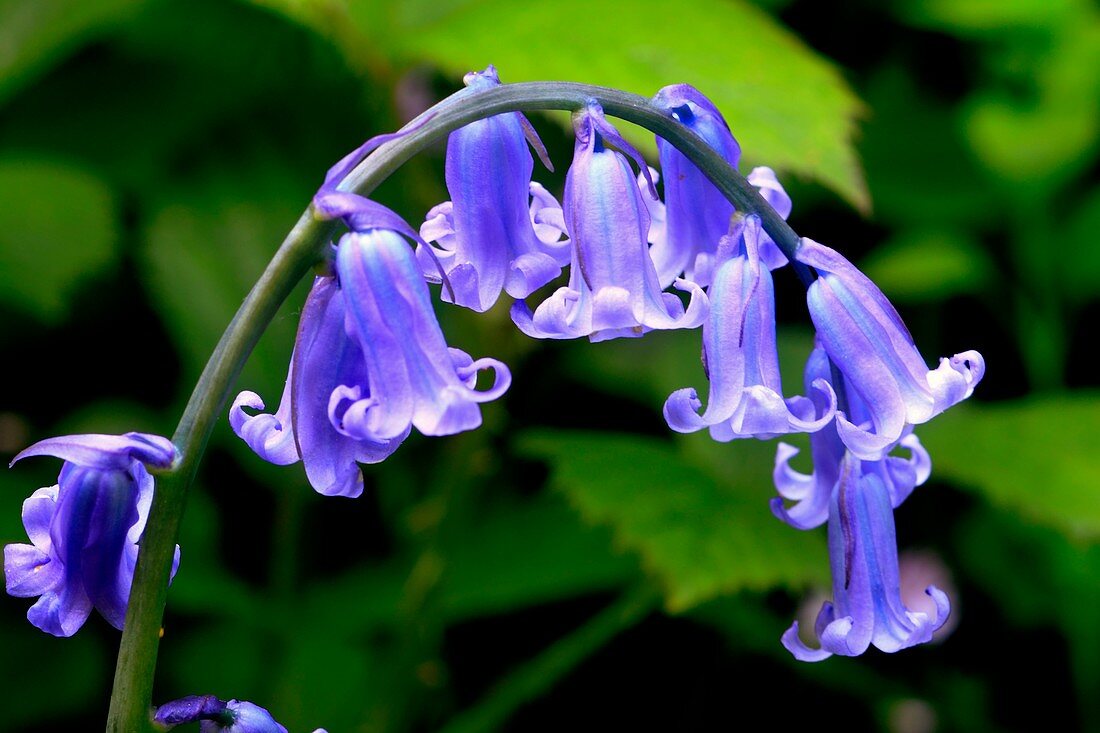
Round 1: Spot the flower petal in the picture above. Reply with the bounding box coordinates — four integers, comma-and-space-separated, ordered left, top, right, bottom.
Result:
11, 433, 175, 471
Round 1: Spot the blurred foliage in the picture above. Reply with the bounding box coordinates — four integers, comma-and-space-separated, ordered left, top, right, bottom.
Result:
1, 0, 1098, 731
0, 159, 118, 323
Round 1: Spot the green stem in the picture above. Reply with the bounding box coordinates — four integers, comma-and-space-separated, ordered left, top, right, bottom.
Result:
106, 81, 799, 732
437, 585, 660, 733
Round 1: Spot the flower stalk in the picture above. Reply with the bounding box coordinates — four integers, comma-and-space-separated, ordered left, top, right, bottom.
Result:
106, 80, 812, 732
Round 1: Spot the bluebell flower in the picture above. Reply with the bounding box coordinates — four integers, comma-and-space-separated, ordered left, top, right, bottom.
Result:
797, 237, 985, 460
4, 433, 179, 637
154, 695, 288, 732
649, 84, 788, 287
780, 451, 950, 661
511, 101, 707, 342
417, 66, 570, 312
664, 216, 835, 440
231, 274, 408, 498
312, 192, 512, 442
771, 345, 931, 530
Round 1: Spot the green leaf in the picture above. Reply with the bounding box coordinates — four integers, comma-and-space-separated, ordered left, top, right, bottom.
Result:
342, 0, 868, 210
919, 394, 1100, 540
0, 158, 118, 323
0, 0, 149, 106
858, 228, 993, 303
518, 430, 826, 612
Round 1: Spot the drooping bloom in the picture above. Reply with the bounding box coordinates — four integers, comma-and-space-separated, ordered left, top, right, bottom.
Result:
649, 84, 789, 287
4, 433, 179, 637
780, 452, 950, 661
771, 345, 931, 530
154, 695, 288, 733
311, 192, 511, 442
797, 237, 985, 460
664, 216, 835, 440
231, 275, 408, 499
417, 65, 570, 312
511, 101, 707, 342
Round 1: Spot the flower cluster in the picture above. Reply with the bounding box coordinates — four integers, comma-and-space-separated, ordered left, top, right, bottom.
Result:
5, 66, 985, 671
229, 67, 984, 662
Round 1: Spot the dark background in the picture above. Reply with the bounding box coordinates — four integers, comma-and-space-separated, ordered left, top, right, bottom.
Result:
1, 0, 1098, 731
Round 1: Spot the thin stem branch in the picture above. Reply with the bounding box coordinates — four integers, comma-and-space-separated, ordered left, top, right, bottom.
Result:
106, 80, 804, 732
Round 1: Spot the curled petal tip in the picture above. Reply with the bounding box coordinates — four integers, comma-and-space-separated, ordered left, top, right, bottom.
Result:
925, 585, 951, 631
781, 621, 833, 662
663, 388, 705, 433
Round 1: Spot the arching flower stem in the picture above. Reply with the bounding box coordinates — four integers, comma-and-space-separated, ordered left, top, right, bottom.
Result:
107, 80, 811, 732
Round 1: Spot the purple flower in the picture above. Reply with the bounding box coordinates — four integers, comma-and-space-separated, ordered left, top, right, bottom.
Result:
511, 101, 707, 342
771, 345, 931, 530
4, 433, 179, 637
649, 84, 788, 287
664, 216, 835, 440
798, 237, 985, 460
231, 275, 408, 498
154, 696, 288, 733
313, 192, 511, 442
780, 452, 950, 661
417, 66, 570, 312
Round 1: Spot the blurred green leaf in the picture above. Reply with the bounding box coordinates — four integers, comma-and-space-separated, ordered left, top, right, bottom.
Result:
0, 0, 149, 106
1062, 186, 1100, 304
920, 394, 1100, 540
0, 159, 118, 323
900, 1, 1100, 185
956, 508, 1100, 728
169, 489, 271, 623
964, 92, 1098, 184
140, 159, 308, 392
518, 430, 826, 612
272, 631, 392, 733
336, 0, 869, 209
900, 0, 1091, 34
860, 67, 998, 227
0, 620, 109, 732
163, 621, 270, 704
304, 493, 638, 636
442, 494, 639, 620
859, 228, 992, 303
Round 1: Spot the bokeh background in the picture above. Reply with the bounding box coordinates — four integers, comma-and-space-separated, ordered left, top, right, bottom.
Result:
2, 0, 1098, 731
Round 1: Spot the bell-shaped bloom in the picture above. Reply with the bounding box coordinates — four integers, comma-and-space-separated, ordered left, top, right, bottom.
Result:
417, 66, 570, 312
664, 216, 835, 439
154, 695, 288, 733
798, 237, 985, 460
231, 275, 408, 498
781, 452, 950, 661
649, 85, 789, 287
511, 101, 707, 342
311, 192, 511, 441
329, 217, 510, 441
4, 433, 179, 637
770, 345, 931, 530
